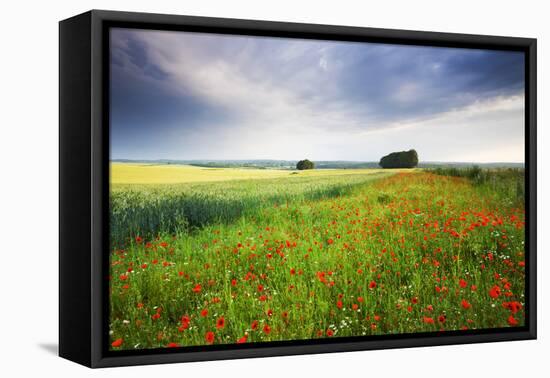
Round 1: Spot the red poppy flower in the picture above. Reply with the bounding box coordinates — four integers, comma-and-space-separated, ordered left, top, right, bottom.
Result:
205, 331, 215, 344
327, 238, 334, 245
251, 320, 259, 330
326, 329, 334, 337
237, 335, 248, 343
111, 338, 123, 348
459, 279, 467, 288
503, 301, 523, 314
489, 285, 501, 299
461, 299, 472, 309
423, 316, 435, 324
192, 284, 202, 293
200, 309, 209, 317
135, 236, 142, 244
166, 342, 179, 348
369, 281, 377, 289
263, 324, 271, 335
438, 315, 446, 323
336, 300, 343, 309
181, 315, 190, 325
508, 315, 519, 326
216, 317, 225, 329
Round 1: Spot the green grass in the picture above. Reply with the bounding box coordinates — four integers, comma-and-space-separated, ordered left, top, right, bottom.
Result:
110, 171, 395, 247
109, 170, 526, 351
429, 166, 525, 206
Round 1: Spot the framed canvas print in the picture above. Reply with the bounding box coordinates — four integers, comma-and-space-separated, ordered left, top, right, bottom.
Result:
59, 10, 537, 368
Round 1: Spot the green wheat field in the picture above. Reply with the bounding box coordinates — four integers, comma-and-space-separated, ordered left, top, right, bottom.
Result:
109, 164, 526, 350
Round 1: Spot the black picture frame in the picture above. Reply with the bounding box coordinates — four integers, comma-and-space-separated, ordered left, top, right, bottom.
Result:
59, 9, 537, 368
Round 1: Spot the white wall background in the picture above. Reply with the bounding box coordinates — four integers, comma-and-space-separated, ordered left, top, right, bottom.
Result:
0, 0, 547, 376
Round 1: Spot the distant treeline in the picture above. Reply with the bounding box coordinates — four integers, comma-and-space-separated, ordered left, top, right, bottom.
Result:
112, 159, 524, 170
418, 162, 524, 169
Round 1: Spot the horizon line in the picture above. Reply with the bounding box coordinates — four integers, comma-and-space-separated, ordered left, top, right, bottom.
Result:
110, 158, 525, 165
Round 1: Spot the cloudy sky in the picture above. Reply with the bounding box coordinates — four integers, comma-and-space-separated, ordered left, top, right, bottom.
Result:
110, 28, 525, 163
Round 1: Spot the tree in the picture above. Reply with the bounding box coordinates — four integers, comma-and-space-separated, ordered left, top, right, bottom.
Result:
296, 159, 315, 170
379, 149, 419, 168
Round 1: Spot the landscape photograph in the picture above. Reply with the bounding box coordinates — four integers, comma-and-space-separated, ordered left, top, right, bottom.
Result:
108, 28, 526, 351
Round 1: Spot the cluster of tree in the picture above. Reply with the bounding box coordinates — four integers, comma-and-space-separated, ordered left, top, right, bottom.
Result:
296, 159, 315, 170
379, 149, 419, 168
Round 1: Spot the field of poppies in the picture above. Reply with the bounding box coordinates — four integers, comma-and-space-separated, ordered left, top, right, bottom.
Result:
109, 167, 526, 351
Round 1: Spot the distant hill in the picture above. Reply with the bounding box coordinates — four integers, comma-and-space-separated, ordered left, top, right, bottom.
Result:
111, 159, 524, 170
417, 162, 524, 169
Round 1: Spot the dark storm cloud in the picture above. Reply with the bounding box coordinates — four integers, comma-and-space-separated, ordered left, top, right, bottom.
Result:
110, 30, 234, 151
111, 32, 169, 80
325, 44, 524, 124
109, 28, 524, 162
